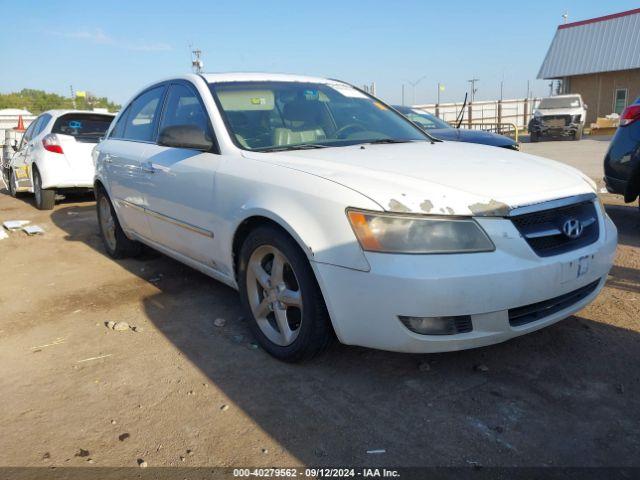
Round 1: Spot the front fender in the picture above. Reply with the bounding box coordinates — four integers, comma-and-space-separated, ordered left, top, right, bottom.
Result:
216, 157, 381, 273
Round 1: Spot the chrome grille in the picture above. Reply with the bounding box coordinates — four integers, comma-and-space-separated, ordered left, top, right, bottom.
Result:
510, 200, 599, 257
541, 115, 571, 127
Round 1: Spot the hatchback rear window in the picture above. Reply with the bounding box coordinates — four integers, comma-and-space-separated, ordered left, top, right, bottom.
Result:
51, 114, 114, 142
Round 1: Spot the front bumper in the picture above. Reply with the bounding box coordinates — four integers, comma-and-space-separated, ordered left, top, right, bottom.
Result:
529, 119, 581, 137
313, 212, 617, 353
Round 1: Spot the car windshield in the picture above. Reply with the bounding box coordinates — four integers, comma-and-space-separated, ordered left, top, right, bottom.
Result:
51, 113, 114, 142
209, 81, 429, 151
538, 97, 581, 109
398, 108, 451, 130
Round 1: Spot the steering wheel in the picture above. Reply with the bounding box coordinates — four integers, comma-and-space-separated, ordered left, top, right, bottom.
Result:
334, 123, 367, 139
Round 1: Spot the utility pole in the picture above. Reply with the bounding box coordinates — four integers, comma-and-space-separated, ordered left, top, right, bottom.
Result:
191, 48, 204, 73
467, 78, 479, 102
437, 82, 441, 105
69, 85, 76, 109
548, 81, 554, 96
500, 80, 504, 101
403, 75, 427, 105
401, 84, 405, 106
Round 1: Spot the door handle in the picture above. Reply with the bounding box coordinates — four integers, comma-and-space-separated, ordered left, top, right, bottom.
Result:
140, 161, 155, 174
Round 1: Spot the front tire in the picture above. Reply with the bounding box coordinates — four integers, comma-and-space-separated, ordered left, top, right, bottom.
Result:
96, 187, 141, 258
33, 169, 55, 210
574, 127, 583, 141
238, 225, 333, 362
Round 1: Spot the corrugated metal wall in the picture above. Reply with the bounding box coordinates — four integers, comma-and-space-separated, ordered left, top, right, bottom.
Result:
538, 12, 640, 79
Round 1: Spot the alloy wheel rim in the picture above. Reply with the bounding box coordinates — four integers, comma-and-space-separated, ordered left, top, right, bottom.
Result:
99, 196, 117, 251
246, 245, 303, 346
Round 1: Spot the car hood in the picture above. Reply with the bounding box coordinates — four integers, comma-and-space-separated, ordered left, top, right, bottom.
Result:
428, 128, 516, 147
242, 141, 595, 216
535, 107, 584, 116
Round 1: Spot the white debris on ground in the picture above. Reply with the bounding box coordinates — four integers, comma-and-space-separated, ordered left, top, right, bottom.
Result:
0, 229, 8, 240
3, 220, 30, 230
23, 225, 44, 235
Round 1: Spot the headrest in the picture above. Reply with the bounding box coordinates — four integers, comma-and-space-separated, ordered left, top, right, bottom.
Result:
282, 100, 323, 124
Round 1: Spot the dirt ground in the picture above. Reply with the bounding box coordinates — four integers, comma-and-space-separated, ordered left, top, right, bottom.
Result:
0, 142, 639, 469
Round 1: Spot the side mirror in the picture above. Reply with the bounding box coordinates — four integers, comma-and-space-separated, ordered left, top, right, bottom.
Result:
158, 125, 213, 151
583, 103, 588, 110
10, 139, 18, 151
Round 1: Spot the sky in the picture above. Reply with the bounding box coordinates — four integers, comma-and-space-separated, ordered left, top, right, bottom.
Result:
1, 0, 638, 107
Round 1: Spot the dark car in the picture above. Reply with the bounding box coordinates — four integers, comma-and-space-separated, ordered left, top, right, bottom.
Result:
604, 97, 640, 207
393, 105, 519, 150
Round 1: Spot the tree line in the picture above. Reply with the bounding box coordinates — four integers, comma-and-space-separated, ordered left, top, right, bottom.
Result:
0, 89, 120, 114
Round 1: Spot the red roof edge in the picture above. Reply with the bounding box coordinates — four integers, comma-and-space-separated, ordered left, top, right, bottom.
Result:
558, 7, 640, 29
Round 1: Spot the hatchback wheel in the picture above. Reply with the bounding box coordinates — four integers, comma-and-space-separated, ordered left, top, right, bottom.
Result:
96, 187, 141, 258
33, 169, 56, 210
8, 169, 19, 197
238, 225, 333, 362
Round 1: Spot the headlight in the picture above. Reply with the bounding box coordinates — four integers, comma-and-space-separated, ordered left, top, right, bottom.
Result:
346, 209, 495, 254
572, 114, 582, 123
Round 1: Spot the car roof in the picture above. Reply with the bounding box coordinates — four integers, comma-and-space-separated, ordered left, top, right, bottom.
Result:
42, 110, 115, 117
201, 72, 347, 85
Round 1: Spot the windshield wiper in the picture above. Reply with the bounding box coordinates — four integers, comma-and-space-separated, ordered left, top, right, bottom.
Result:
365, 139, 413, 145
260, 144, 330, 152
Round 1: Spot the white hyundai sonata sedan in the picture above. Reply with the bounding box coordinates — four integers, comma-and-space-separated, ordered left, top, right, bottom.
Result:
93, 73, 617, 361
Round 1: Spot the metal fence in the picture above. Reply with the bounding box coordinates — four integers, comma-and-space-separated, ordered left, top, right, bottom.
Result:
413, 98, 541, 130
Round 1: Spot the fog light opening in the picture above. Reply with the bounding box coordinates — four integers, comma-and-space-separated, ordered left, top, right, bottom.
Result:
398, 315, 472, 335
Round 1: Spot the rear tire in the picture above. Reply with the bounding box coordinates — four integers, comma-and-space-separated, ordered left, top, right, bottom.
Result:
96, 187, 141, 259
33, 169, 55, 210
238, 225, 333, 362
8, 169, 19, 198
530, 131, 540, 143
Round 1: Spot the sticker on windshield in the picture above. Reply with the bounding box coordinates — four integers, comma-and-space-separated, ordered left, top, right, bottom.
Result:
69, 120, 83, 129
329, 84, 368, 99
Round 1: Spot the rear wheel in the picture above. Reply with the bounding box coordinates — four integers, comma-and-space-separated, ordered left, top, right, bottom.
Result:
33, 169, 55, 210
8, 169, 19, 197
96, 187, 141, 258
238, 225, 333, 362
530, 131, 540, 143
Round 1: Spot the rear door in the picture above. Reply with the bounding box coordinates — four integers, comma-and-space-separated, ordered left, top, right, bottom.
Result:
138, 81, 221, 265
99, 85, 167, 238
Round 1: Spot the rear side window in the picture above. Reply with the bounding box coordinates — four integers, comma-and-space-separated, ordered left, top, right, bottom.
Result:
158, 83, 213, 138
52, 114, 114, 142
122, 86, 165, 142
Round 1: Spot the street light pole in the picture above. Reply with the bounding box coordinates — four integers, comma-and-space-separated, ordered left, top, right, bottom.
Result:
403, 75, 427, 105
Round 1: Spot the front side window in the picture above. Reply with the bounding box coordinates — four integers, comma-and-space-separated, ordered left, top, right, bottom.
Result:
159, 83, 212, 138
209, 81, 428, 151
52, 114, 113, 142
33, 114, 51, 136
20, 120, 38, 148
122, 86, 165, 142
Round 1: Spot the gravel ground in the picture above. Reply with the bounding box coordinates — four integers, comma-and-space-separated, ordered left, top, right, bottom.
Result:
0, 139, 638, 468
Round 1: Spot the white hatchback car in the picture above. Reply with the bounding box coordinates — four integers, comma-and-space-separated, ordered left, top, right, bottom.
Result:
9, 110, 114, 209
93, 73, 617, 361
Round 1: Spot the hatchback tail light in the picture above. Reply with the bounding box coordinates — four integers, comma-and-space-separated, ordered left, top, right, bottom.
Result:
620, 104, 640, 127
42, 134, 64, 154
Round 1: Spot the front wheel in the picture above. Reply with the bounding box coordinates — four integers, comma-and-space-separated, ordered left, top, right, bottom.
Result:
96, 187, 141, 258
573, 127, 583, 141
238, 225, 333, 362
33, 169, 55, 210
